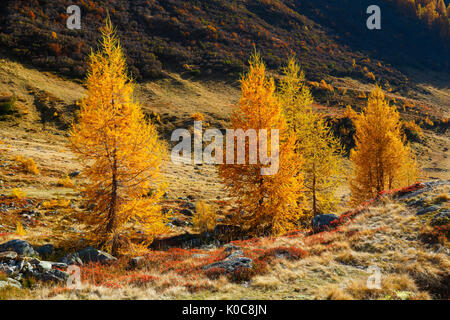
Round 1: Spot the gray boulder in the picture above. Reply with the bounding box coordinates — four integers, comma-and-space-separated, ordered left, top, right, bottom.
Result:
432, 210, 450, 224
61, 253, 83, 266
170, 217, 187, 227
180, 209, 193, 216
182, 202, 195, 210
35, 244, 54, 258
37, 269, 68, 283
37, 261, 52, 272
68, 171, 81, 178
128, 256, 145, 270
203, 249, 252, 272
0, 251, 18, 261
0, 239, 37, 257
50, 262, 68, 270
76, 247, 117, 264
0, 278, 22, 289
223, 244, 241, 252
416, 205, 440, 216
312, 214, 339, 232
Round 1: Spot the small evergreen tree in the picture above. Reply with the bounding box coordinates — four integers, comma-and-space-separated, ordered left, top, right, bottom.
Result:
280, 58, 344, 217
70, 18, 167, 254
219, 53, 306, 236
348, 86, 420, 204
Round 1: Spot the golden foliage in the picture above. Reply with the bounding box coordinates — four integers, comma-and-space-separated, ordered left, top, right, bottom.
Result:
349, 86, 420, 204
57, 175, 74, 188
319, 79, 334, 91
403, 120, 423, 138
192, 201, 217, 233
11, 188, 26, 199
42, 199, 71, 209
14, 155, 39, 175
69, 18, 168, 255
190, 112, 205, 121
218, 53, 306, 236
280, 58, 345, 218
15, 220, 27, 236
365, 72, 376, 81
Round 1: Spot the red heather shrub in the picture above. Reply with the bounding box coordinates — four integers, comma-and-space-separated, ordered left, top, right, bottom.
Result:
184, 280, 215, 293
103, 281, 123, 289
127, 274, 158, 286
228, 267, 253, 283
204, 267, 226, 280
421, 223, 450, 244
262, 246, 308, 261
81, 263, 115, 286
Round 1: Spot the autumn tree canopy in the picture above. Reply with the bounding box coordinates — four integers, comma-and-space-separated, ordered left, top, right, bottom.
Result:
280, 58, 344, 218
70, 18, 167, 255
348, 86, 420, 205
219, 53, 306, 236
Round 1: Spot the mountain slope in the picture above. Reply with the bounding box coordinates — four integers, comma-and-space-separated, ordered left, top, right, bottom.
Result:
1, 0, 448, 95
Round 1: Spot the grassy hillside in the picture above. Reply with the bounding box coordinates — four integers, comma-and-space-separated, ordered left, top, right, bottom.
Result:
1, 177, 448, 299
0, 1, 448, 301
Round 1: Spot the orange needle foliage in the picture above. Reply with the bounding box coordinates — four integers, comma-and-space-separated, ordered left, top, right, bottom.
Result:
280, 58, 344, 219
69, 18, 168, 255
348, 86, 420, 205
219, 53, 306, 236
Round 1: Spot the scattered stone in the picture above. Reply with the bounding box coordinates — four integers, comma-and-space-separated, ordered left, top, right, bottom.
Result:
61, 253, 83, 266
76, 247, 117, 264
312, 214, 339, 232
203, 248, 252, 272
50, 262, 68, 270
407, 199, 426, 207
223, 244, 241, 252
170, 217, 186, 227
180, 208, 193, 216
432, 210, 450, 224
150, 233, 202, 250
35, 244, 54, 258
128, 256, 145, 269
0, 278, 22, 289
37, 269, 68, 283
182, 202, 195, 210
0, 239, 37, 257
225, 250, 245, 260
416, 205, 440, 216
37, 261, 52, 272
0, 251, 18, 261
68, 171, 81, 178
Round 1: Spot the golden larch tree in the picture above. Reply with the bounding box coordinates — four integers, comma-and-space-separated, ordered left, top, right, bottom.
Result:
218, 53, 306, 236
280, 58, 344, 218
70, 18, 167, 255
348, 86, 420, 205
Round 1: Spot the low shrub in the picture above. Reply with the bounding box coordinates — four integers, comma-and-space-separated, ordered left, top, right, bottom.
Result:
14, 155, 39, 175
0, 96, 17, 115
193, 201, 217, 233
11, 188, 26, 199
57, 175, 74, 188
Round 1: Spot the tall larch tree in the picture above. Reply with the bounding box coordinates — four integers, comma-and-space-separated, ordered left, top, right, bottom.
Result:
348, 86, 420, 205
219, 53, 306, 236
280, 58, 344, 218
70, 18, 167, 255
